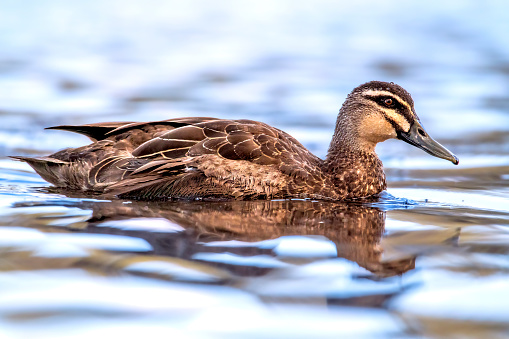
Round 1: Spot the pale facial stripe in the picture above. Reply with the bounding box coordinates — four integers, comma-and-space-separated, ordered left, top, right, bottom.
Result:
369, 98, 410, 132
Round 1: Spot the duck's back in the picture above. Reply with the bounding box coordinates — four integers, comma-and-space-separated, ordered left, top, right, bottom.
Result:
16, 117, 330, 200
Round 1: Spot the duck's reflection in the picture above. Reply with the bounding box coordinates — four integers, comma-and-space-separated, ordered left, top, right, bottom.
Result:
72, 198, 415, 277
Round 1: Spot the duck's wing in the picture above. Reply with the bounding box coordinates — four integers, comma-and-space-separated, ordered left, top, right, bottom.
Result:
131, 119, 319, 167
46, 117, 220, 142
103, 119, 323, 199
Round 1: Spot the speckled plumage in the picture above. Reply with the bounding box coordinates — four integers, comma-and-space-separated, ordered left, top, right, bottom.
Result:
13, 81, 458, 201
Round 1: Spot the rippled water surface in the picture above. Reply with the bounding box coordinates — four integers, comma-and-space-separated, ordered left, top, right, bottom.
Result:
1, 1, 509, 338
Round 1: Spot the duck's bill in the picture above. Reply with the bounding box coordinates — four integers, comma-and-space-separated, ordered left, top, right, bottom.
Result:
397, 121, 459, 165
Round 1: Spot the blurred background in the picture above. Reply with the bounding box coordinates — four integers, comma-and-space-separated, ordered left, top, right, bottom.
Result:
1, 1, 509, 338
2, 0, 509, 160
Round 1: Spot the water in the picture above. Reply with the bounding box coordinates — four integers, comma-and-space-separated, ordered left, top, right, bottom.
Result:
1, 1, 509, 338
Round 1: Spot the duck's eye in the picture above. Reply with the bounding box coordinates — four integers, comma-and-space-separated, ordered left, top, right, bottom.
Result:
383, 98, 393, 107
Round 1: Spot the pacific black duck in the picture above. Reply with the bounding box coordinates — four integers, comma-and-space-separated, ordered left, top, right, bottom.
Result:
13, 81, 458, 201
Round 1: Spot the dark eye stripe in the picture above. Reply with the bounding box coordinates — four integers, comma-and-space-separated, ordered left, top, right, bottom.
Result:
366, 95, 414, 123
368, 95, 402, 107
382, 114, 400, 130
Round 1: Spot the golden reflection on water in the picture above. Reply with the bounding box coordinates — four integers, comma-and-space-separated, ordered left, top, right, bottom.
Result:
6, 198, 416, 278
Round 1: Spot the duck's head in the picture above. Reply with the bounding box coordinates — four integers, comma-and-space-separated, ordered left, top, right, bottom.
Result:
333, 81, 458, 165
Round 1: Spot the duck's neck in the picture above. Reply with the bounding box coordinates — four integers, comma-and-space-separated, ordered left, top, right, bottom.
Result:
323, 126, 386, 200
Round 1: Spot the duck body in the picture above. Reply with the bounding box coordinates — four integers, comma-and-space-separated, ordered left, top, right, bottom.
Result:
13, 81, 458, 201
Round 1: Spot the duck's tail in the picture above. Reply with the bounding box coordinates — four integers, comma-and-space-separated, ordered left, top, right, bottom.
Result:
10, 156, 91, 190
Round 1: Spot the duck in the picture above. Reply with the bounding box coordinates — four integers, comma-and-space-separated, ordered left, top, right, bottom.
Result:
12, 81, 458, 201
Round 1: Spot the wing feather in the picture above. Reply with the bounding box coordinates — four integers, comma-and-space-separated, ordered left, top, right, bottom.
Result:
46, 122, 134, 141
98, 118, 322, 199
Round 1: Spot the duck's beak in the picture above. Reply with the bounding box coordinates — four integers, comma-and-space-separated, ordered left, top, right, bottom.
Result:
397, 120, 459, 165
